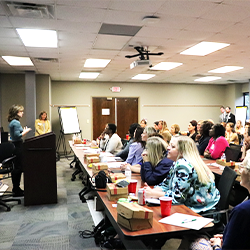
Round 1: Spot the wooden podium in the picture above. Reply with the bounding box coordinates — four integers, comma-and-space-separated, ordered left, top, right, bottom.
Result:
23, 132, 57, 206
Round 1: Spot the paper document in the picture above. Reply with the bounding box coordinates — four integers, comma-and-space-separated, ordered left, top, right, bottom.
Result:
207, 162, 225, 170
107, 162, 124, 169
159, 212, 213, 230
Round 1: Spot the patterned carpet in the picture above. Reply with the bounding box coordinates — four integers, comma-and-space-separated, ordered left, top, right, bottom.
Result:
0, 158, 100, 250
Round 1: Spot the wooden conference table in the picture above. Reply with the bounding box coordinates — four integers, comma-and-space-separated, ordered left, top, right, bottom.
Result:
69, 142, 214, 249
202, 157, 249, 206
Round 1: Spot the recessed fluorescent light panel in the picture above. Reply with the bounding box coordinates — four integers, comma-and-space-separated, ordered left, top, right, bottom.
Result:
2, 56, 34, 66
132, 74, 155, 80
180, 42, 230, 56
194, 76, 221, 82
79, 72, 100, 79
150, 62, 183, 70
16, 28, 57, 47
208, 66, 243, 73
84, 59, 111, 68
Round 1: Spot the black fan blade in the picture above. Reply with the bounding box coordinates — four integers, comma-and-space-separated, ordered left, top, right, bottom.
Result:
125, 54, 141, 58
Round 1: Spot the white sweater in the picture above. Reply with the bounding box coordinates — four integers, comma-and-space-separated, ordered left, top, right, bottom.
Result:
100, 133, 123, 154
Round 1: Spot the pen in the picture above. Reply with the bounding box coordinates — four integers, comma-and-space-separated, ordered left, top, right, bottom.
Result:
181, 219, 197, 224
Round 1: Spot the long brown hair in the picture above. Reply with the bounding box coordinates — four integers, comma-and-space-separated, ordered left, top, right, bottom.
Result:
7, 104, 24, 122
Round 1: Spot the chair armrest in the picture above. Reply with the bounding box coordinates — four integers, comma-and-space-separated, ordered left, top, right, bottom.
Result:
2, 155, 16, 165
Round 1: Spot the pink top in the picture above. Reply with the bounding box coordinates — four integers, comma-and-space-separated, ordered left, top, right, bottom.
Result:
205, 136, 229, 159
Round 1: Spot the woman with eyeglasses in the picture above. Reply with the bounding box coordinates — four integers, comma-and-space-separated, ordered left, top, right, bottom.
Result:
8, 104, 32, 197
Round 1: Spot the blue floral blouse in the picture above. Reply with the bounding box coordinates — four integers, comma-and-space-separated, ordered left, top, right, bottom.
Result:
155, 158, 220, 213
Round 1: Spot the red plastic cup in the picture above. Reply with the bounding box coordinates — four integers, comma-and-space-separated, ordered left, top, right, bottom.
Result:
126, 134, 129, 140
128, 180, 137, 193
159, 197, 172, 217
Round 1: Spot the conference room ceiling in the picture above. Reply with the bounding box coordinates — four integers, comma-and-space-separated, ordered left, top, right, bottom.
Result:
1, 0, 250, 84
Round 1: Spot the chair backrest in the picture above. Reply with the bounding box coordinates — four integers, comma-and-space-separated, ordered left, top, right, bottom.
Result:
0, 142, 15, 163
225, 144, 242, 162
217, 166, 237, 210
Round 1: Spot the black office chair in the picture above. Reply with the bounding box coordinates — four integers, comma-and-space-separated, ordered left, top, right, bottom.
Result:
0, 142, 21, 211
201, 166, 237, 231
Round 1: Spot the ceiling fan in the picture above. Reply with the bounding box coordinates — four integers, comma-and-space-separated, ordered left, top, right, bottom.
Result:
125, 46, 164, 60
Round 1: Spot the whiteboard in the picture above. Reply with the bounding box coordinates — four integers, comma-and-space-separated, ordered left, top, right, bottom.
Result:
58, 106, 81, 134
235, 106, 247, 126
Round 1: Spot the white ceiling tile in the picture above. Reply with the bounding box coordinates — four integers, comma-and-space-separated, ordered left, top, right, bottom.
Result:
159, 1, 217, 18
56, 5, 106, 22
109, 0, 165, 12
0, 16, 12, 28
201, 3, 250, 22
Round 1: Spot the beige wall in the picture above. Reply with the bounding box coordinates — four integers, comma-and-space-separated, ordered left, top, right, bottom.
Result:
1, 73, 246, 152
51, 81, 228, 142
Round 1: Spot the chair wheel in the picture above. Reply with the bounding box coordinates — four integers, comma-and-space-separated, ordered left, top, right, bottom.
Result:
71, 177, 75, 181
6, 207, 11, 212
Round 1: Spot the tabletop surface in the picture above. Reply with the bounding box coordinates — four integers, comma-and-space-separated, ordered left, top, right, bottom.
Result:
69, 141, 214, 237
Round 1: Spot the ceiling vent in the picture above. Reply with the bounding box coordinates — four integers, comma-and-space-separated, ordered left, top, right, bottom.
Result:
34, 58, 58, 63
1, 1, 55, 19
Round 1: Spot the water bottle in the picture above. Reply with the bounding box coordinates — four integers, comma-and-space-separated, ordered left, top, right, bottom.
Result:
125, 165, 131, 180
221, 153, 226, 161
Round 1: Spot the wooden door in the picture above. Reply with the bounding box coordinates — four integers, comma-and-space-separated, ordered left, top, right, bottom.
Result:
92, 97, 138, 140
117, 98, 138, 138
92, 97, 115, 140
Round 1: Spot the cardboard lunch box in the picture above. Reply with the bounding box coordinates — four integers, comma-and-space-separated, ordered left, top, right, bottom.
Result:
86, 156, 100, 164
106, 183, 128, 201
92, 162, 108, 174
109, 173, 126, 182
216, 159, 235, 168
84, 153, 100, 159
117, 202, 153, 231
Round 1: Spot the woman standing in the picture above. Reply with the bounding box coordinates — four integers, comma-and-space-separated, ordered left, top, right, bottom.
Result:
8, 104, 31, 196
144, 136, 219, 213
204, 124, 229, 159
140, 136, 173, 186
35, 111, 51, 136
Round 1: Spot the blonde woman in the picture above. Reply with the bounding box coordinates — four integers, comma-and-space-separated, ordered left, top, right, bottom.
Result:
144, 136, 220, 213
35, 111, 51, 136
170, 123, 180, 136
158, 120, 169, 135
140, 137, 173, 185
225, 122, 239, 145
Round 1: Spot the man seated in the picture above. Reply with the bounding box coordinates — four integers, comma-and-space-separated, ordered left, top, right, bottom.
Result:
99, 123, 123, 154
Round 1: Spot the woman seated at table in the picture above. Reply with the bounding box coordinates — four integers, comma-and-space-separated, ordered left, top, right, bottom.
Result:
125, 126, 145, 166
225, 122, 239, 145
99, 123, 123, 154
235, 120, 244, 135
35, 111, 51, 136
144, 136, 220, 213
121, 126, 156, 173
170, 123, 180, 136
190, 153, 250, 250
197, 120, 213, 156
204, 124, 229, 159
180, 120, 198, 141
140, 118, 147, 128
140, 136, 173, 186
